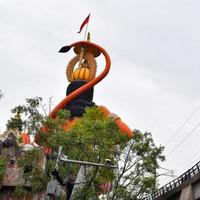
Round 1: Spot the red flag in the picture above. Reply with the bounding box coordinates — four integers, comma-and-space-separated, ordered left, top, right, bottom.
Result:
78, 14, 90, 33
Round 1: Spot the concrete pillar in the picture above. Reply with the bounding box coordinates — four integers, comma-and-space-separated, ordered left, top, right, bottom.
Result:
179, 184, 194, 200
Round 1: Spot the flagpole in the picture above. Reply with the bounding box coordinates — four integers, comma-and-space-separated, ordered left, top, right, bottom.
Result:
79, 20, 89, 69
84, 14, 90, 41
77, 14, 90, 68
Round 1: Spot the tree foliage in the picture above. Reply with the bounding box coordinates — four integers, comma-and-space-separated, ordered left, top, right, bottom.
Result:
16, 148, 47, 194
6, 97, 44, 134
6, 97, 165, 199
0, 157, 7, 183
104, 131, 165, 200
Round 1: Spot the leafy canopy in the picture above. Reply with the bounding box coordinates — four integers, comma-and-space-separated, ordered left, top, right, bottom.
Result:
6, 97, 165, 199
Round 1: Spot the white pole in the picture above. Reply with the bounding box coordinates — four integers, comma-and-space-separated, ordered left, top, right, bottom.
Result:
84, 14, 90, 41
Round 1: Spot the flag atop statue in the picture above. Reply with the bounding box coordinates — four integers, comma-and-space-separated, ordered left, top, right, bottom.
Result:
77, 14, 90, 33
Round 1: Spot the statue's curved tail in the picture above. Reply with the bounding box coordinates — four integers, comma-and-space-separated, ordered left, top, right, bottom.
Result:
49, 41, 111, 119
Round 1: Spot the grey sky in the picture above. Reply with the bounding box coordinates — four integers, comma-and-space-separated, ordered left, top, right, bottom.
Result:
1, 0, 200, 186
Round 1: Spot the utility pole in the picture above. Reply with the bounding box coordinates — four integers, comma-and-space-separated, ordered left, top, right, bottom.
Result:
46, 146, 116, 200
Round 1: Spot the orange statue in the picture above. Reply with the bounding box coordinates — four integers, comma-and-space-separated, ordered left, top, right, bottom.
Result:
48, 34, 132, 138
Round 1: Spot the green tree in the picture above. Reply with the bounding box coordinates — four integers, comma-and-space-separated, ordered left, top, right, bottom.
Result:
0, 157, 7, 183
104, 131, 165, 200
7, 97, 165, 199
6, 97, 44, 134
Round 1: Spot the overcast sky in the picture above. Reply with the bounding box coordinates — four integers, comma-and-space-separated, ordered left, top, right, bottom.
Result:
1, 0, 200, 187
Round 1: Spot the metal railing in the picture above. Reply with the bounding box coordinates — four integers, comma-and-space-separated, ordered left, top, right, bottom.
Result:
144, 160, 200, 200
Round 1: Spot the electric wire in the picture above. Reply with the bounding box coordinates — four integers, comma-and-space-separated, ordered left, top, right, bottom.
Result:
164, 105, 200, 146
159, 154, 200, 188
162, 106, 200, 186
158, 156, 200, 187
178, 145, 200, 167
159, 147, 200, 187
176, 154, 200, 174
158, 166, 174, 177
162, 105, 200, 183
166, 121, 200, 157
159, 136, 200, 187
158, 175, 174, 186
159, 166, 173, 173
157, 165, 175, 188
157, 106, 200, 188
